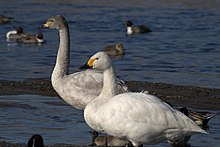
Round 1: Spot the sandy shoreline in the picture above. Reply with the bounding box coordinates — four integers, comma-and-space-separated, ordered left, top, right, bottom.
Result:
0, 79, 219, 110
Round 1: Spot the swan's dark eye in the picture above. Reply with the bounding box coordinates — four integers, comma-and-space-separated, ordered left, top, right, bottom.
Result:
96, 58, 99, 60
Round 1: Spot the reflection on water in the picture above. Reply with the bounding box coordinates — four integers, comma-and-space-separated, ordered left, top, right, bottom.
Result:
0, 94, 219, 146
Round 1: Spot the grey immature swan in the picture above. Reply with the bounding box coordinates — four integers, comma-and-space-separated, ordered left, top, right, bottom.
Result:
42, 15, 128, 110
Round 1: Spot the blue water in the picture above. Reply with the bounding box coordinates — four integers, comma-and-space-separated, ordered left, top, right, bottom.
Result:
0, 0, 220, 88
0, 94, 219, 146
0, 0, 220, 146
0, 95, 91, 146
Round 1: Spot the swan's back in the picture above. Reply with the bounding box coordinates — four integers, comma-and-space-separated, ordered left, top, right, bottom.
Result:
97, 92, 207, 145
52, 69, 101, 109
52, 69, 128, 110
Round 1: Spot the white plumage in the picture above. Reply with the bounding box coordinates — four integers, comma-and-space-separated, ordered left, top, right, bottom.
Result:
42, 15, 128, 110
83, 51, 207, 146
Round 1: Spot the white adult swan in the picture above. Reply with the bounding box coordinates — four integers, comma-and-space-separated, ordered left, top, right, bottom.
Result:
81, 51, 208, 146
41, 15, 128, 110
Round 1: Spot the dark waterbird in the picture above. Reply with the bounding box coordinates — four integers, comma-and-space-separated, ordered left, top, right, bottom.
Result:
27, 134, 44, 147
126, 20, 151, 35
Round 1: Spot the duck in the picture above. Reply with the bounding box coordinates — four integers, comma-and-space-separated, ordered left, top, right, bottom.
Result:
0, 15, 13, 24
80, 51, 208, 147
27, 134, 44, 147
6, 26, 29, 40
179, 107, 215, 128
17, 32, 44, 44
41, 15, 129, 110
94, 135, 132, 147
104, 43, 126, 57
126, 20, 151, 35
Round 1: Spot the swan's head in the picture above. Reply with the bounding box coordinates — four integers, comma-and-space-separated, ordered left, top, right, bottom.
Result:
80, 51, 112, 71
42, 15, 68, 30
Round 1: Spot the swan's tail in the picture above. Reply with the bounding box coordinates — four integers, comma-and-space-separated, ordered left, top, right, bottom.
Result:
176, 109, 209, 135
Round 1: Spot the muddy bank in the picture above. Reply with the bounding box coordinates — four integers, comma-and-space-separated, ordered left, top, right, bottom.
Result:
0, 79, 219, 110
127, 81, 220, 110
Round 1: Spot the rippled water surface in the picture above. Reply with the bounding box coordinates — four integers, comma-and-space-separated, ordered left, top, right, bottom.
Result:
0, 0, 220, 146
0, 0, 220, 88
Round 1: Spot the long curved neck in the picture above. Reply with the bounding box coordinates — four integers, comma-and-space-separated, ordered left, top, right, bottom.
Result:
53, 24, 70, 77
99, 66, 118, 100
84, 65, 118, 128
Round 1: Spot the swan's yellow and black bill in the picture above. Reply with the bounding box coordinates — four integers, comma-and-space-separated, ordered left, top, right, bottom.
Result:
41, 21, 52, 29
80, 58, 96, 70
88, 58, 96, 66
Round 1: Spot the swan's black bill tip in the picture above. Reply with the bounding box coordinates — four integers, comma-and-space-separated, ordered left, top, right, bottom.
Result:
80, 63, 92, 70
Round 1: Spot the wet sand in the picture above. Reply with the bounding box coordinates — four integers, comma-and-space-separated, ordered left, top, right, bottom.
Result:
0, 79, 220, 110
0, 79, 219, 146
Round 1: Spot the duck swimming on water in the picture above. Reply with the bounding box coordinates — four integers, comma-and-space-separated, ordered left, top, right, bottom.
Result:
18, 32, 44, 44
6, 26, 29, 40
104, 43, 126, 57
0, 15, 13, 24
126, 20, 151, 35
